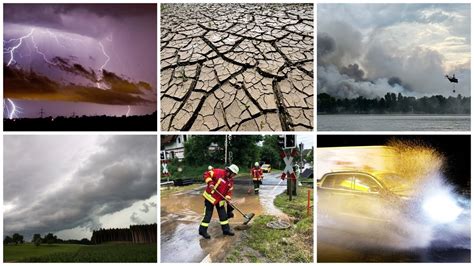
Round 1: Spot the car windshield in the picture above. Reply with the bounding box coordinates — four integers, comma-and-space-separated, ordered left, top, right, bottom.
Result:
377, 173, 412, 193
262, 164, 270, 168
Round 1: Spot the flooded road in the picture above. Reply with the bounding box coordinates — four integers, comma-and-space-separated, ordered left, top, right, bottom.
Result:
160, 172, 285, 262
318, 226, 471, 262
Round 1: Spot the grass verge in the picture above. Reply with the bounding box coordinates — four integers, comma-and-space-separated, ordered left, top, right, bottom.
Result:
225, 187, 314, 263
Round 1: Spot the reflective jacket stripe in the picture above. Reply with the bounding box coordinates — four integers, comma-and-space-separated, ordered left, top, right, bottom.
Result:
203, 191, 216, 204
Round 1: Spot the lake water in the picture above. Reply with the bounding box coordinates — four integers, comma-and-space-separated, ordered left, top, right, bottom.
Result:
318, 115, 470, 131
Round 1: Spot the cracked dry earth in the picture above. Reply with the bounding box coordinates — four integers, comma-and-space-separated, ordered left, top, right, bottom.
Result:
161, 4, 314, 131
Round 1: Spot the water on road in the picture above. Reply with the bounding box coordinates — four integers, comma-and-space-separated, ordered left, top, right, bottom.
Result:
160, 173, 285, 262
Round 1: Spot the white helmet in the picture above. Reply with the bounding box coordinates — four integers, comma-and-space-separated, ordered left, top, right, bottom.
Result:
227, 164, 239, 174
208, 165, 213, 171
254, 162, 260, 167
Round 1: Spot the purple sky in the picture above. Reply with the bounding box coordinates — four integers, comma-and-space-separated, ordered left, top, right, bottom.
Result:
4, 4, 157, 118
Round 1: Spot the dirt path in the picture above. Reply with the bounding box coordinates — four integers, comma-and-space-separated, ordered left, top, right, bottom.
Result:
160, 173, 285, 262
160, 4, 313, 131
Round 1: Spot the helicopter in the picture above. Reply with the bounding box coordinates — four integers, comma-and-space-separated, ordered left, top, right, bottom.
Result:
445, 74, 458, 93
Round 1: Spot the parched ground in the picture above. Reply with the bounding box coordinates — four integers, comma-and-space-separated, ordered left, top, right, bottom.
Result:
160, 4, 314, 131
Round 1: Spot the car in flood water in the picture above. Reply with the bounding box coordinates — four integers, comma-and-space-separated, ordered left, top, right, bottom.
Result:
317, 170, 465, 236
317, 171, 413, 228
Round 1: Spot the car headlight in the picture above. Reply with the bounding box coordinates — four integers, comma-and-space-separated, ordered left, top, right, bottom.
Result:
422, 194, 463, 223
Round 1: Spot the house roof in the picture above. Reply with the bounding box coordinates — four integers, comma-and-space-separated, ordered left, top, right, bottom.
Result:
161, 135, 178, 148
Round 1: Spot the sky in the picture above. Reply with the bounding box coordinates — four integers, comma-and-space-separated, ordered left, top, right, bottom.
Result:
318, 4, 471, 99
3, 4, 157, 118
260, 134, 314, 150
4, 135, 157, 240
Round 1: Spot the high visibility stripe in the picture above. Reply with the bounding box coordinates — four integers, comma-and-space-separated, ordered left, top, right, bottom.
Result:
219, 201, 225, 207
205, 178, 212, 184
215, 178, 222, 189
255, 188, 259, 191
220, 220, 229, 225
201, 222, 209, 227
203, 191, 216, 204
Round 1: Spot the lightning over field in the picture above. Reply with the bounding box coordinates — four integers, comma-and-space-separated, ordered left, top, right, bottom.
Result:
3, 4, 157, 131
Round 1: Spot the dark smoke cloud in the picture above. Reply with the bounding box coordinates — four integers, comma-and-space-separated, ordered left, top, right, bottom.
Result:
317, 32, 336, 60
317, 4, 471, 98
340, 64, 365, 81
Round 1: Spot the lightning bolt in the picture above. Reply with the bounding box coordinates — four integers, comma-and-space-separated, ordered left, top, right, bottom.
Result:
4, 99, 20, 119
4, 28, 35, 66
98, 41, 110, 71
4, 28, 58, 66
126, 105, 131, 117
31, 34, 57, 65
96, 41, 111, 89
46, 29, 66, 48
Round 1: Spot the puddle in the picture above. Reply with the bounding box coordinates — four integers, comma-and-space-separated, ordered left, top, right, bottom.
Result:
160, 173, 285, 262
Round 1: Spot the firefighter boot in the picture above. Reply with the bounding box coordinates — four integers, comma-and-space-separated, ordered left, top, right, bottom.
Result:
199, 225, 211, 239
223, 229, 235, 236
222, 224, 235, 236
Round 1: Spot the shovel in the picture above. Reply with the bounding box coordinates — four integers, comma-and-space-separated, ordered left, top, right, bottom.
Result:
213, 189, 255, 225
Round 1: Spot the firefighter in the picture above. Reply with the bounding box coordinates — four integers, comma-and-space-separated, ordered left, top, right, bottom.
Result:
251, 162, 264, 194
199, 164, 239, 239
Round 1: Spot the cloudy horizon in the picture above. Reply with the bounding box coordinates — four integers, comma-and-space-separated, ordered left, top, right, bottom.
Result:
4, 135, 157, 240
318, 4, 471, 99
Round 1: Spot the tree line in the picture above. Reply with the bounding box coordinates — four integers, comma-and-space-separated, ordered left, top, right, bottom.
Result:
91, 224, 157, 244
182, 135, 313, 169
4, 233, 91, 246
318, 93, 470, 114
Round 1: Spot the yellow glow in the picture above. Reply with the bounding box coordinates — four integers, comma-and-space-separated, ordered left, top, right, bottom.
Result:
318, 140, 444, 190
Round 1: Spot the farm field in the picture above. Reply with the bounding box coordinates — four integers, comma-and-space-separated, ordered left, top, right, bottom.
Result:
4, 243, 157, 262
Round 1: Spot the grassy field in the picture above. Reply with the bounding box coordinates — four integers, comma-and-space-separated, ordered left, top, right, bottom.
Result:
4, 243, 157, 262
225, 187, 314, 263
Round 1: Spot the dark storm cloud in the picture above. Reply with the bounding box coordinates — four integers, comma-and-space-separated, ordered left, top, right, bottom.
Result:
4, 64, 153, 105
102, 70, 152, 94
52, 57, 97, 81
4, 4, 156, 38
4, 135, 157, 237
3, 4, 157, 116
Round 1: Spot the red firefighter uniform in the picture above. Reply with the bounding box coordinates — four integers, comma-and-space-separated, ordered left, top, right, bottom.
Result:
251, 166, 263, 194
199, 168, 234, 238
202, 168, 233, 204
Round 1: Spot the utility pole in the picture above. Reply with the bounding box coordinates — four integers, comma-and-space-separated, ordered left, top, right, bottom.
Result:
224, 135, 233, 165
225, 135, 228, 165
299, 142, 304, 170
